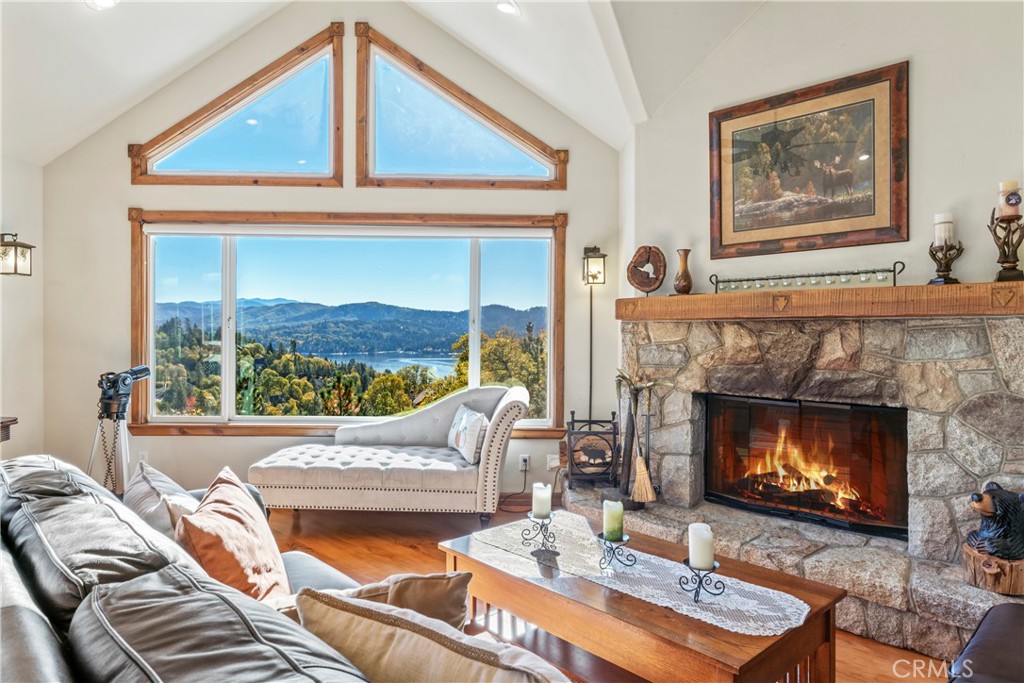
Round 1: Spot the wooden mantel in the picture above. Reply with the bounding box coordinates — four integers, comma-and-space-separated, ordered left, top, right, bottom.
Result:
616, 282, 1024, 321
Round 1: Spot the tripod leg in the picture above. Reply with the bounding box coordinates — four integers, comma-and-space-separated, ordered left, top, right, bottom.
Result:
115, 419, 131, 496
86, 420, 104, 479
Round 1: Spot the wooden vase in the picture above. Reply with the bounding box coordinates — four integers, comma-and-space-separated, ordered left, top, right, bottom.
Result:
673, 248, 693, 295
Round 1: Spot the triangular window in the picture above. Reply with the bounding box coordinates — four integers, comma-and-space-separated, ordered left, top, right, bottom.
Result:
356, 23, 567, 190
130, 24, 343, 187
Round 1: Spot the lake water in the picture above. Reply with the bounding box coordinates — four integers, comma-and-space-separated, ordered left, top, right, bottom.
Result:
326, 352, 457, 377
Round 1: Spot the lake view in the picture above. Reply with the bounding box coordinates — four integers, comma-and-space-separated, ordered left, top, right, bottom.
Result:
326, 351, 458, 377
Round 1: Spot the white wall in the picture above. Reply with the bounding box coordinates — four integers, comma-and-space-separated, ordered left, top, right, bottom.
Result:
42, 2, 619, 489
628, 2, 1024, 293
1, 156, 45, 456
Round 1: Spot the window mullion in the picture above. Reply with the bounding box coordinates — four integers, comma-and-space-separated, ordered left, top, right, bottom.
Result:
223, 236, 237, 421
469, 238, 481, 389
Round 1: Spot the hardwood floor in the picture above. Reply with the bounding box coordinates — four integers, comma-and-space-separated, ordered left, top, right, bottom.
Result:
270, 507, 949, 683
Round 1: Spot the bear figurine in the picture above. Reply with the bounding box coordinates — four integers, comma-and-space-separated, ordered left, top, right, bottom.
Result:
966, 481, 1024, 561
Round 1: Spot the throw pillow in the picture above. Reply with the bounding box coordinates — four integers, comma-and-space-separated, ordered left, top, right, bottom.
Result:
123, 462, 199, 538
340, 571, 471, 629
296, 590, 569, 683
175, 467, 289, 601
447, 404, 489, 464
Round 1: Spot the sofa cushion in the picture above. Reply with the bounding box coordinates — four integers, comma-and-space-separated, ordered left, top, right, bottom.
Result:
175, 467, 290, 601
6, 493, 200, 632
296, 590, 568, 683
282, 550, 361, 593
0, 455, 116, 535
69, 564, 367, 683
1, 541, 74, 683
249, 444, 480, 492
448, 405, 489, 464
341, 571, 472, 629
123, 461, 198, 538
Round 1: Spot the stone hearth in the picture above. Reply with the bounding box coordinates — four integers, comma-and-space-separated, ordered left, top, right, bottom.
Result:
591, 313, 1024, 660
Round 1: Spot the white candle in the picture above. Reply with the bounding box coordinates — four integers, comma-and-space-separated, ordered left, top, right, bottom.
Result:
933, 213, 954, 247
603, 500, 624, 542
688, 522, 715, 570
532, 483, 552, 518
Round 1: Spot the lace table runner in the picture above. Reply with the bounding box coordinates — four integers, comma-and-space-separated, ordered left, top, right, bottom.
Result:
471, 512, 810, 636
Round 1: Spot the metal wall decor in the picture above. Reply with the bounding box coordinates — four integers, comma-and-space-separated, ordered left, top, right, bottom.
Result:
709, 261, 905, 293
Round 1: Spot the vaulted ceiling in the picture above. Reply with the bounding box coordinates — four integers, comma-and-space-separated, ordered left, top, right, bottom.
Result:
1, 1, 758, 167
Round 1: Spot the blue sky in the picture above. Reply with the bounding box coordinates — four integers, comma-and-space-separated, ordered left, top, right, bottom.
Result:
154, 236, 549, 312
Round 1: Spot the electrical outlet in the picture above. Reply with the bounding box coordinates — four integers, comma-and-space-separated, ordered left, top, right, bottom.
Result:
518, 454, 530, 472
138, 451, 148, 463
546, 453, 561, 471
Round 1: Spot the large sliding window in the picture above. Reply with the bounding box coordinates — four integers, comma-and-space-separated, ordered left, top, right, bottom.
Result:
133, 211, 565, 436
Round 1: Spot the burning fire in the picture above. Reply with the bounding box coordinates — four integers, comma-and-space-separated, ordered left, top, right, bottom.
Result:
745, 427, 861, 510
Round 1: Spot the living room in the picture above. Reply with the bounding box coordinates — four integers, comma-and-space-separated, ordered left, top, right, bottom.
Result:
2, 1, 1022, 682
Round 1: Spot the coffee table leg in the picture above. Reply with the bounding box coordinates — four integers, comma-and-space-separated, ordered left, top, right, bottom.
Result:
812, 607, 836, 683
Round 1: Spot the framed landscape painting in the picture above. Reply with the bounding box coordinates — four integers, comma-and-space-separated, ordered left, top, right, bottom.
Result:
710, 62, 908, 259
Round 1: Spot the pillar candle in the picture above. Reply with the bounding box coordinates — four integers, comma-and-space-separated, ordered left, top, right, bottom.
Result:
603, 500, 624, 542
933, 213, 954, 247
532, 483, 551, 518
999, 181, 1022, 218
688, 522, 715, 570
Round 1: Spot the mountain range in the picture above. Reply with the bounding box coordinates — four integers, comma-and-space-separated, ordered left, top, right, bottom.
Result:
155, 299, 547, 355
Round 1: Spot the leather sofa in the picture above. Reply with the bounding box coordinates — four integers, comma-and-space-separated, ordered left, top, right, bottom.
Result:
949, 603, 1024, 683
0, 455, 365, 682
249, 386, 529, 525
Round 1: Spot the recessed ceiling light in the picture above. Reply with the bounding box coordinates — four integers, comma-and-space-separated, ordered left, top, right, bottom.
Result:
84, 0, 120, 10
245, 118, 259, 126
858, 153, 870, 161
296, 160, 308, 165
496, 1, 522, 17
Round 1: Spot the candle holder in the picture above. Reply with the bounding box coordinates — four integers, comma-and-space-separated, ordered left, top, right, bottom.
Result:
927, 241, 965, 285
986, 209, 1024, 282
678, 560, 725, 604
597, 532, 637, 570
522, 512, 557, 553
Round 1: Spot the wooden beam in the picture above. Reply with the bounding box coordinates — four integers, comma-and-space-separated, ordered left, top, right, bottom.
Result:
616, 282, 1024, 321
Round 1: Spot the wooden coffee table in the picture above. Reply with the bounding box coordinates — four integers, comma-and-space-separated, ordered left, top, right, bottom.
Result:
440, 519, 845, 683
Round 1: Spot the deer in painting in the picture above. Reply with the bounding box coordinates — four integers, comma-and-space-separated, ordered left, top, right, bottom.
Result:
813, 156, 854, 199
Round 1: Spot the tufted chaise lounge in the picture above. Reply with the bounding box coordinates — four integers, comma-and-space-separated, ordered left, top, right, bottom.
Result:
248, 386, 529, 525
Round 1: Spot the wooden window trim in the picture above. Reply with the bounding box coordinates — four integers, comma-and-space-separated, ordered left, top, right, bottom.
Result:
355, 22, 568, 190
129, 208, 566, 439
128, 24, 344, 187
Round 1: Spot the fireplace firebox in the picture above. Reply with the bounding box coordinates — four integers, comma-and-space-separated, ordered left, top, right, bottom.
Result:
703, 393, 908, 539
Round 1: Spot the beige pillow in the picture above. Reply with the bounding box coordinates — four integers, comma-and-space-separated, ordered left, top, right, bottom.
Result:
175, 467, 289, 601
271, 572, 471, 627
123, 462, 199, 538
296, 590, 569, 683
342, 571, 471, 629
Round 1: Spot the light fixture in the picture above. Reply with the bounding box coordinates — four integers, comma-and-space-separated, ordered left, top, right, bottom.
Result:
583, 246, 606, 420
496, 0, 522, 17
583, 246, 606, 285
0, 233, 35, 276
245, 118, 259, 126
858, 153, 871, 161
84, 0, 120, 10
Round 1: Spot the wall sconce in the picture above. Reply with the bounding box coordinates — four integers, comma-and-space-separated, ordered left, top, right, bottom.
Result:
583, 246, 606, 285
0, 233, 34, 276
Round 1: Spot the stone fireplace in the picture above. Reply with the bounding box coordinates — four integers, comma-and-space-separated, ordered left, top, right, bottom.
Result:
563, 284, 1024, 660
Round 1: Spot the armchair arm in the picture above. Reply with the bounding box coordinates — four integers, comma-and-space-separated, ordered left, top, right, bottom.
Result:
476, 386, 529, 514
333, 387, 508, 447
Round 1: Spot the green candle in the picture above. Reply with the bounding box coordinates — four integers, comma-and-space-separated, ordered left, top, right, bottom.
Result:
603, 500, 624, 542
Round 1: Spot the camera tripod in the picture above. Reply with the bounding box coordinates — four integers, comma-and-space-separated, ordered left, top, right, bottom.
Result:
86, 416, 131, 495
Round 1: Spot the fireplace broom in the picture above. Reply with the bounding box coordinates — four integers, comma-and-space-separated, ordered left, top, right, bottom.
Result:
632, 410, 657, 504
